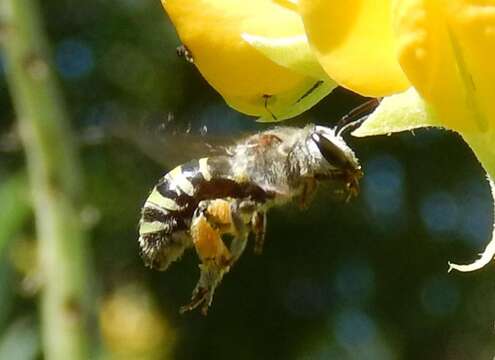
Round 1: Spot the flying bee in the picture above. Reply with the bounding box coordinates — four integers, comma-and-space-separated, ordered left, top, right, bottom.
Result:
138, 119, 366, 315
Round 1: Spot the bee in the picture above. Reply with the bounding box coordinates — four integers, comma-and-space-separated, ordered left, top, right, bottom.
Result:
137, 119, 366, 315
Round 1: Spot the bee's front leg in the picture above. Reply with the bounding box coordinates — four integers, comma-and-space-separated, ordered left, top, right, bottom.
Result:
299, 178, 317, 209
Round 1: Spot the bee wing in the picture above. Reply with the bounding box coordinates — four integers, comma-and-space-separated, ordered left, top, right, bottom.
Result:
108, 119, 244, 168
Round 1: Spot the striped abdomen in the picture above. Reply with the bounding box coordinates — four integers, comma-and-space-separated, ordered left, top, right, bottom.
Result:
138, 156, 270, 270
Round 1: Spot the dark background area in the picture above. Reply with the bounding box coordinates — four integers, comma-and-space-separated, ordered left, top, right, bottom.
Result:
0, 0, 494, 359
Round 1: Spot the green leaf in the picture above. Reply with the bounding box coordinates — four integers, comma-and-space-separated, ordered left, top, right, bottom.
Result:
242, 33, 331, 79
448, 131, 495, 272
352, 88, 442, 138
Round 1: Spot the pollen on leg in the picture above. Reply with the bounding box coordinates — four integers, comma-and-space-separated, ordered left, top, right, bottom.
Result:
191, 215, 230, 263
185, 211, 233, 314
206, 199, 233, 227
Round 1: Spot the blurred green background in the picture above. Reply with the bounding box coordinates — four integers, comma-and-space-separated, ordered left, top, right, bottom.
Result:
1, 0, 494, 359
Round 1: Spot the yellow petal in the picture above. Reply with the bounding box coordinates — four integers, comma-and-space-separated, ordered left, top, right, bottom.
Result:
393, 0, 495, 133
242, 33, 329, 78
447, 0, 495, 132
162, 0, 308, 101
299, 0, 410, 97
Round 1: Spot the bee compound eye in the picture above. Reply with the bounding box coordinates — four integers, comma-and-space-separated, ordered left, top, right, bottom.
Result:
311, 133, 350, 169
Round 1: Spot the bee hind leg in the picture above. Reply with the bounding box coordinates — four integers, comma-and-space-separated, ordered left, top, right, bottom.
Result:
181, 199, 262, 315
183, 199, 252, 315
180, 259, 230, 316
181, 203, 232, 315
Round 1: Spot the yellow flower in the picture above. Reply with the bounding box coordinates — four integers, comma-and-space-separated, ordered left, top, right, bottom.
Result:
299, 0, 410, 96
300, 0, 495, 271
163, 0, 495, 270
300, 0, 495, 133
162, 0, 336, 121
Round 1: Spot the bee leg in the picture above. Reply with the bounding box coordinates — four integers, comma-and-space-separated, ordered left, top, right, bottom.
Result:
252, 211, 267, 255
299, 178, 317, 209
228, 200, 251, 262
181, 259, 230, 316
181, 204, 232, 315
176, 44, 194, 63
232, 199, 268, 256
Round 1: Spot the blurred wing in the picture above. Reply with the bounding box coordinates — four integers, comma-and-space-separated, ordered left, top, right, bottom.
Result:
108, 120, 240, 168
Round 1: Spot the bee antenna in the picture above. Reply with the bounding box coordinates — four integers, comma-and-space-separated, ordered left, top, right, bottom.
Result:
335, 98, 381, 137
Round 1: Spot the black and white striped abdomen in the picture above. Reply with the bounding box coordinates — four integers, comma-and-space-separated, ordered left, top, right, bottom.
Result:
138, 158, 212, 270
138, 156, 272, 270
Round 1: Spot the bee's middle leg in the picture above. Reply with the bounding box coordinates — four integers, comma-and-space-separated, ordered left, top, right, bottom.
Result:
234, 199, 266, 255
230, 199, 255, 261
252, 210, 267, 254
299, 178, 317, 209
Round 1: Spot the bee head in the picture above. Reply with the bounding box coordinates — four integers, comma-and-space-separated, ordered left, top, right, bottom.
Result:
309, 126, 363, 199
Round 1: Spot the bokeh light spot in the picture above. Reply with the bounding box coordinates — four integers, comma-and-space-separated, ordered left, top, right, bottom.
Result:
333, 309, 377, 349
420, 275, 460, 317
331, 309, 395, 360
419, 191, 459, 236
333, 259, 375, 305
363, 154, 405, 221
457, 179, 492, 248
55, 39, 94, 80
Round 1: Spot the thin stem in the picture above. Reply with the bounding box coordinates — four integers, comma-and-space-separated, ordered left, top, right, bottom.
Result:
0, 1, 90, 359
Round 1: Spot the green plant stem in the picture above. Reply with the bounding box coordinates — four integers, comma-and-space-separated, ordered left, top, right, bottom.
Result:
0, 173, 30, 254
0, 1, 90, 359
